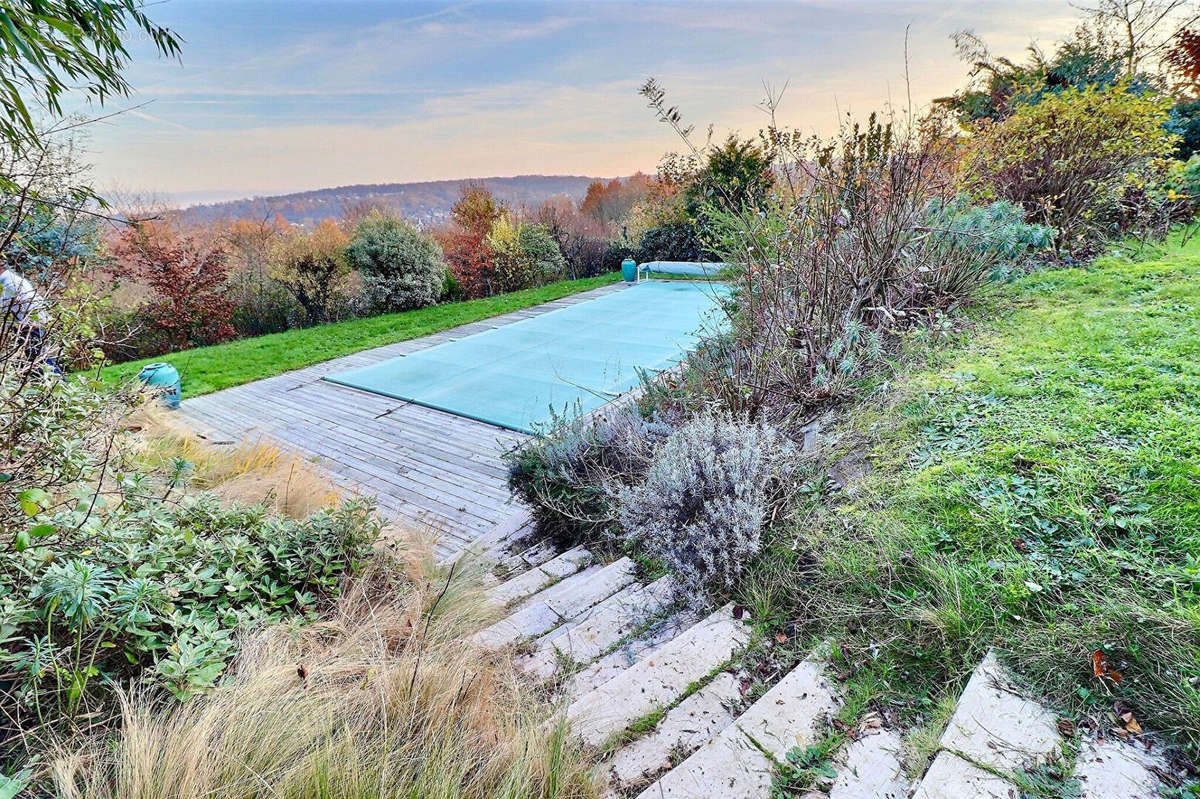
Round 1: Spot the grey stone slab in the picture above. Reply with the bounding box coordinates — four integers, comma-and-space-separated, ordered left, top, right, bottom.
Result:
632, 658, 839, 798
829, 729, 913, 799
913, 752, 1018, 799
568, 604, 750, 748
1074, 737, 1167, 799
938, 652, 1061, 772
607, 671, 743, 792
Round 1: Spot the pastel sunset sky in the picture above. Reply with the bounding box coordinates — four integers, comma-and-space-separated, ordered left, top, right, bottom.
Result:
79, 0, 1080, 203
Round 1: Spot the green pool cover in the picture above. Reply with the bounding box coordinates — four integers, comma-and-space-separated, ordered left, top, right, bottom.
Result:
323, 280, 726, 434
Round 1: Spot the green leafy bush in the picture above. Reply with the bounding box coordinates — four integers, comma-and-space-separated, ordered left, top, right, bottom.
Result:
961, 82, 1178, 251
2, 487, 379, 725
346, 211, 445, 312
637, 220, 704, 262
488, 218, 566, 293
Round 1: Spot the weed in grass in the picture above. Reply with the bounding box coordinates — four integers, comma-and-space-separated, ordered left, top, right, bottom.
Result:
770, 735, 839, 797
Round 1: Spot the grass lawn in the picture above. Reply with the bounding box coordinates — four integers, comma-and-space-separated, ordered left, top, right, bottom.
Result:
741, 241, 1200, 755
93, 272, 622, 398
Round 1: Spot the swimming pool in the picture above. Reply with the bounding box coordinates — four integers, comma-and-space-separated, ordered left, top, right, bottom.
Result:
323, 280, 725, 434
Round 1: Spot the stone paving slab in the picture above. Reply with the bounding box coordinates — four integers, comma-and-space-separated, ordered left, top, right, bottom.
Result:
472, 558, 636, 648
563, 609, 703, 698
487, 546, 591, 606
1075, 737, 1167, 799
606, 671, 743, 794
567, 603, 750, 748
938, 651, 1061, 772
633, 658, 839, 798
913, 751, 1017, 799
523, 576, 676, 679
829, 729, 913, 799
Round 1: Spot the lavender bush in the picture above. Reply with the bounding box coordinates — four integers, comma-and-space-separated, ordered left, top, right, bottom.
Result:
616, 411, 795, 599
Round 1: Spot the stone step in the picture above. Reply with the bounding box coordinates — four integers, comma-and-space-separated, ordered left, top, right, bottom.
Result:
567, 603, 751, 748
828, 729, 912, 799
562, 608, 703, 698
521, 575, 677, 680
911, 651, 1170, 798
632, 657, 839, 798
472, 557, 637, 648
604, 671, 744, 797
913, 651, 1063, 799
1074, 737, 1169, 799
494, 539, 558, 580
487, 545, 592, 606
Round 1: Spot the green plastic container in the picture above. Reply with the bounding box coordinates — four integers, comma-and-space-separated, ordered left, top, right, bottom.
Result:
137, 362, 181, 409
621, 258, 637, 283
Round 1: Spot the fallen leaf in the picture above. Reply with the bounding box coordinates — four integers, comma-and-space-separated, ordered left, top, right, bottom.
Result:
1057, 718, 1076, 738
774, 632, 788, 643
1092, 650, 1123, 684
1120, 711, 1143, 734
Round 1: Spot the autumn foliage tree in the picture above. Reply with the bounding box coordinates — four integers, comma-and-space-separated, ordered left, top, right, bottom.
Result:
436, 185, 503, 297
270, 220, 352, 324
110, 221, 235, 353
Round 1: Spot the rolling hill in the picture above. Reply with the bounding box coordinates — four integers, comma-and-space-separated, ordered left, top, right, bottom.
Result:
177, 175, 608, 227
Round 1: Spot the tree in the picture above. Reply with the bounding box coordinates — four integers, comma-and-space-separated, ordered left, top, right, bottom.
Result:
535, 197, 608, 279
0, 1, 180, 156
345, 211, 444, 312
486, 218, 566, 293
938, 24, 1145, 124
111, 222, 235, 352
1165, 26, 1200, 93
690, 136, 774, 215
1078, 0, 1200, 74
270, 220, 352, 324
439, 185, 503, 298
579, 173, 652, 231
451, 184, 503, 237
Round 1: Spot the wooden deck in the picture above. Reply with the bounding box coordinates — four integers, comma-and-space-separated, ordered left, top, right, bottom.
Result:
179, 282, 629, 558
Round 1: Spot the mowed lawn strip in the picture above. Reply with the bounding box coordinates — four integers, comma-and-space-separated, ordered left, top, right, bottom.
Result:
93, 272, 622, 398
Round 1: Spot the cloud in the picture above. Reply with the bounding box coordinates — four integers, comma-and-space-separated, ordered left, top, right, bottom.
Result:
86, 0, 1082, 196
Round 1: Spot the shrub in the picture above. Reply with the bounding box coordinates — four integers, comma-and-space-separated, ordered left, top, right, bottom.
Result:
227, 269, 301, 336
109, 222, 235, 354
535, 198, 611, 278
961, 82, 1178, 251
505, 407, 675, 547
616, 412, 794, 599
922, 196, 1055, 290
487, 217, 566, 293
345, 210, 445, 313
270, 220, 353, 325
637, 220, 704, 262
436, 225, 495, 298
1, 487, 379, 734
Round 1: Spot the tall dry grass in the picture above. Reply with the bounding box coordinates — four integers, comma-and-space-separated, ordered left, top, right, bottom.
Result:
49, 546, 601, 799
122, 403, 339, 518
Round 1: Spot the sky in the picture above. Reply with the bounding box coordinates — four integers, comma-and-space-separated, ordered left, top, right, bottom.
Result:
72, 0, 1081, 204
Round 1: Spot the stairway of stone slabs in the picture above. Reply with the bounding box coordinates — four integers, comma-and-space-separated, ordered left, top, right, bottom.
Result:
474, 539, 1181, 798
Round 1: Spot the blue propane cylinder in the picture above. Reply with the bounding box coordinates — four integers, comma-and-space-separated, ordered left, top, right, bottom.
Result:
137, 362, 181, 409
